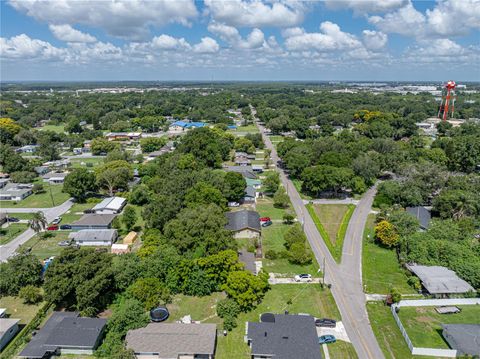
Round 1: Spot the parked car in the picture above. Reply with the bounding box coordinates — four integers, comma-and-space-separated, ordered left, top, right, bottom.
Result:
7, 217, 19, 222
59, 224, 72, 230
51, 217, 62, 225
294, 274, 312, 282
315, 318, 337, 328
228, 202, 240, 207
83, 209, 95, 214
261, 220, 272, 227
47, 224, 59, 231
58, 240, 71, 247
259, 217, 271, 222
318, 335, 336, 344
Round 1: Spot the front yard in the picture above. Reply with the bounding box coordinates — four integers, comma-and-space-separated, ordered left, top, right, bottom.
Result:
18, 231, 72, 259
1, 184, 70, 208
0, 223, 28, 245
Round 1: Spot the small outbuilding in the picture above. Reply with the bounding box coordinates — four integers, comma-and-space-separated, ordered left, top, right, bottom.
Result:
111, 243, 130, 254
42, 172, 68, 184
0, 318, 20, 351
406, 206, 431, 230
123, 231, 138, 245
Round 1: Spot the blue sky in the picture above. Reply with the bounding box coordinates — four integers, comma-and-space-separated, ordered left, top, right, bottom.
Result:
1, 0, 479, 81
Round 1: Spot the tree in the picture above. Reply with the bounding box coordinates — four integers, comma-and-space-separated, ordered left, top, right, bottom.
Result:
126, 277, 171, 310
216, 298, 241, 331
273, 187, 289, 208
284, 224, 305, 249
129, 185, 151, 205
0, 117, 21, 144
63, 168, 98, 202
301, 165, 354, 196
196, 250, 243, 291
234, 137, 255, 154
432, 189, 479, 220
352, 154, 380, 185
122, 205, 137, 231
10, 171, 37, 184
264, 148, 272, 168
65, 117, 83, 134
263, 171, 279, 193
375, 220, 399, 247
184, 182, 226, 209
289, 242, 313, 265
222, 271, 269, 311
283, 212, 295, 224
96, 160, 133, 196
140, 137, 167, 153
389, 210, 420, 237
32, 183, 44, 194
29, 211, 47, 234
0, 254, 42, 296
18, 285, 43, 304
91, 137, 117, 155
223, 171, 246, 202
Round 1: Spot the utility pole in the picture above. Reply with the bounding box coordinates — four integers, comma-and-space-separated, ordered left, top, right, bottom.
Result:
322, 257, 326, 286
49, 184, 55, 207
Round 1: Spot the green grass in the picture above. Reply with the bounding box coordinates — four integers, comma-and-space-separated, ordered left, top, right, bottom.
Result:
166, 292, 226, 325
0, 296, 44, 325
256, 199, 288, 220
268, 135, 284, 143
0, 223, 29, 245
1, 184, 70, 208
216, 285, 342, 359
398, 306, 480, 349
69, 157, 105, 169
60, 201, 98, 224
18, 231, 71, 259
306, 204, 355, 263
3, 213, 35, 220
37, 124, 65, 133
362, 214, 415, 294
233, 124, 259, 133
329, 340, 359, 359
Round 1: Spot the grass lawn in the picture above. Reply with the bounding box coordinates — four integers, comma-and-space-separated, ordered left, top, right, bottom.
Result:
268, 135, 284, 143
3, 213, 35, 220
329, 340, 359, 359
398, 306, 480, 349
234, 124, 259, 133
0, 223, 28, 245
0, 296, 44, 325
1, 184, 70, 208
18, 231, 71, 259
256, 198, 288, 220
362, 214, 415, 295
38, 124, 65, 133
60, 201, 98, 224
70, 157, 105, 169
167, 292, 226, 326
216, 284, 347, 359
306, 204, 355, 263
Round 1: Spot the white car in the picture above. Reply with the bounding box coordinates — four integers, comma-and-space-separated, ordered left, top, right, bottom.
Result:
51, 217, 62, 225
228, 202, 240, 207
294, 274, 312, 282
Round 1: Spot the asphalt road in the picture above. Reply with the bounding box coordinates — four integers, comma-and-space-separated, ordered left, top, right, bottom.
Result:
255, 115, 384, 359
0, 198, 74, 262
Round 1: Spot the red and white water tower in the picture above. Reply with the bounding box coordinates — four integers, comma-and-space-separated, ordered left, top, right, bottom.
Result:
438, 80, 456, 121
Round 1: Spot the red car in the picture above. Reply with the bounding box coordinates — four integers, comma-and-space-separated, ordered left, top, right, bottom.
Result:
47, 224, 59, 231
260, 217, 271, 222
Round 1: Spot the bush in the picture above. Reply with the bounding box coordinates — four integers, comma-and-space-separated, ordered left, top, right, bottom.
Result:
273, 187, 289, 209
389, 288, 402, 303
18, 285, 43, 304
32, 183, 45, 194
216, 298, 241, 318
283, 212, 295, 224
10, 171, 37, 183
265, 249, 278, 260
223, 313, 238, 331
288, 242, 313, 265
407, 276, 421, 291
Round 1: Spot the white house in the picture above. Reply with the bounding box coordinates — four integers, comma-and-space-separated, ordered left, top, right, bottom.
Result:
92, 197, 127, 214
69, 229, 118, 246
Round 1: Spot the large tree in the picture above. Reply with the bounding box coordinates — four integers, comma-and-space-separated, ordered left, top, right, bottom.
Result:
96, 160, 133, 196
222, 271, 269, 311
0, 254, 42, 296
63, 168, 98, 202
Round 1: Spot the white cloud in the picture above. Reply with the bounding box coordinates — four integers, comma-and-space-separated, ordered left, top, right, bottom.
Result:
204, 0, 307, 27
0, 34, 65, 59
362, 30, 387, 50
49, 24, 96, 43
151, 35, 190, 50
284, 21, 362, 51
369, 2, 425, 37
325, 0, 408, 14
207, 22, 265, 49
9, 0, 198, 40
193, 37, 220, 53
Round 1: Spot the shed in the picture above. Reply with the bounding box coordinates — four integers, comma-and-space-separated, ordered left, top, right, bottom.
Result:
406, 206, 431, 230
111, 243, 130, 254
123, 231, 138, 245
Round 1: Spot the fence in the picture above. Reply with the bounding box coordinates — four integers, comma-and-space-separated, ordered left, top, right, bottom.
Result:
390, 297, 480, 358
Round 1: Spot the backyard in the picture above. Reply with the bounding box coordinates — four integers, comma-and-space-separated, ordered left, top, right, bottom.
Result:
1, 184, 70, 208
0, 223, 28, 245
69, 157, 105, 169
0, 296, 45, 325
18, 231, 71, 259
60, 201, 99, 224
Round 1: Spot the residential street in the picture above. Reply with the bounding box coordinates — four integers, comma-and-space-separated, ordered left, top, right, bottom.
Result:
255, 114, 384, 359
0, 199, 74, 262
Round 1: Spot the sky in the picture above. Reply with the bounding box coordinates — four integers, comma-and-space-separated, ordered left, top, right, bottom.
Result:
1, 0, 479, 82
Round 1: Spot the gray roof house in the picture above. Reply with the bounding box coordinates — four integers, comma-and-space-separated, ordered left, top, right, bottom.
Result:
126, 323, 217, 359
243, 186, 257, 203
42, 172, 68, 184
92, 197, 127, 214
406, 264, 474, 296
406, 206, 431, 230
0, 318, 20, 351
0, 183, 33, 201
34, 166, 50, 175
225, 166, 257, 179
442, 324, 480, 356
246, 314, 322, 359
19, 312, 106, 358
68, 229, 118, 246
70, 214, 117, 231
225, 210, 261, 239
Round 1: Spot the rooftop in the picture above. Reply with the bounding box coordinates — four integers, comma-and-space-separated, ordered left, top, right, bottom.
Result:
442, 324, 480, 356
126, 323, 216, 357
69, 229, 117, 242
71, 214, 117, 227
406, 206, 431, 229
92, 197, 126, 212
225, 210, 261, 232
0, 318, 19, 337
42, 171, 68, 180
406, 264, 474, 294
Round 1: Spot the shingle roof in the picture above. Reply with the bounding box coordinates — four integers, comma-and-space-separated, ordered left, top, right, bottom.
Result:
247, 314, 322, 359
245, 186, 256, 198
225, 210, 261, 232
406, 264, 474, 294
225, 166, 257, 179
406, 206, 431, 229
126, 323, 216, 356
442, 324, 480, 356
71, 214, 117, 227
69, 229, 117, 243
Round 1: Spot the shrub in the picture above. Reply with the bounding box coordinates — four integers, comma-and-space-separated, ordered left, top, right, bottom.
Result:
265, 250, 278, 260
407, 276, 421, 291
288, 242, 313, 265
390, 288, 402, 303
216, 298, 241, 318
283, 212, 295, 224
19, 285, 43, 304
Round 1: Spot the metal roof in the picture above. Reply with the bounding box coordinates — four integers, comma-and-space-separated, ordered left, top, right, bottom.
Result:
406, 264, 474, 294
247, 314, 322, 359
406, 206, 431, 229
69, 229, 117, 242
93, 197, 126, 212
225, 210, 261, 232
126, 323, 216, 356
442, 324, 480, 356
0, 318, 19, 337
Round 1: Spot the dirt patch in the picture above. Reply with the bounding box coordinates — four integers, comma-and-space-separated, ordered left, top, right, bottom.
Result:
416, 316, 433, 323
98, 309, 112, 318
415, 307, 427, 314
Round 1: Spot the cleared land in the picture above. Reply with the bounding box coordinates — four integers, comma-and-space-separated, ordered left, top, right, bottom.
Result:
0, 296, 44, 325
18, 231, 71, 259
1, 184, 69, 208
166, 292, 225, 326
69, 157, 105, 168
362, 214, 414, 294
0, 223, 28, 245
37, 124, 65, 133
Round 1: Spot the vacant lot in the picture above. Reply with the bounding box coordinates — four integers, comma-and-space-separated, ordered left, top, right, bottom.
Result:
60, 201, 98, 224
0, 296, 44, 325
18, 231, 71, 259
69, 157, 105, 168
167, 292, 225, 326
1, 184, 69, 208
0, 223, 28, 245
398, 306, 480, 349
37, 124, 65, 133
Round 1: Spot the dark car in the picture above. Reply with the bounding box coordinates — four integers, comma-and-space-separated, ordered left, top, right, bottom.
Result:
261, 220, 272, 227
7, 217, 20, 222
315, 318, 337, 328
83, 209, 95, 214
59, 224, 72, 230
318, 335, 336, 344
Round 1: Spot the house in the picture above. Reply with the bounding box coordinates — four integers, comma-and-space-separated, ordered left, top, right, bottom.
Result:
252, 164, 264, 173
126, 323, 217, 359
246, 178, 262, 190
243, 186, 257, 204
225, 210, 261, 239
105, 132, 141, 141
123, 231, 138, 245
70, 214, 117, 230
42, 172, 68, 184
17, 145, 39, 153
83, 140, 92, 151
68, 229, 118, 246
235, 158, 251, 166
0, 178, 9, 189
0, 318, 20, 351
92, 197, 127, 214
246, 314, 322, 359
406, 264, 474, 296
169, 121, 206, 132
406, 206, 431, 230
44, 159, 70, 169
34, 166, 50, 176
0, 183, 33, 201
111, 243, 130, 254
442, 324, 480, 356
19, 312, 106, 358
225, 166, 257, 179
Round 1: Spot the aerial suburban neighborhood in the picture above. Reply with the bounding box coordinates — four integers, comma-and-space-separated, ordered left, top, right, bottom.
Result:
1, 1, 480, 359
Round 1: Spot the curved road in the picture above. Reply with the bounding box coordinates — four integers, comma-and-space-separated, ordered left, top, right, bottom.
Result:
255, 116, 383, 359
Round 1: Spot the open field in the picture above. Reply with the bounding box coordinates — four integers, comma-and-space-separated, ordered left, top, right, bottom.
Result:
398, 306, 480, 349
37, 124, 65, 133
60, 201, 98, 224
256, 197, 288, 220
0, 223, 28, 245
216, 284, 352, 358
166, 292, 225, 326
18, 231, 71, 259
69, 157, 105, 168
0, 296, 44, 325
1, 184, 70, 208
362, 214, 415, 294
3, 213, 35, 220
230, 124, 259, 133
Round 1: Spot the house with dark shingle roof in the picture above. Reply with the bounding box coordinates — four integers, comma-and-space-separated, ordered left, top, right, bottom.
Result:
442, 324, 480, 356
406, 206, 431, 230
70, 214, 117, 231
246, 314, 322, 359
225, 166, 257, 179
126, 323, 216, 359
225, 210, 261, 239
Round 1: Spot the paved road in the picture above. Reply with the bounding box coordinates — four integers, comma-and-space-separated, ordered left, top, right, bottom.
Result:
0, 199, 74, 262
254, 114, 384, 359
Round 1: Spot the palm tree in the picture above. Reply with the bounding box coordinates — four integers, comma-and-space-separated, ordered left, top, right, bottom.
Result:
29, 211, 48, 235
